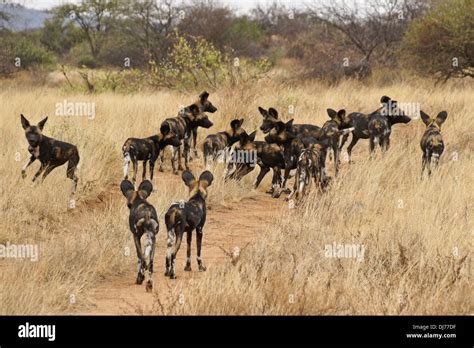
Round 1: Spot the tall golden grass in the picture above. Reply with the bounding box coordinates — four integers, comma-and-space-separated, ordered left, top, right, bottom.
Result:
0, 76, 471, 314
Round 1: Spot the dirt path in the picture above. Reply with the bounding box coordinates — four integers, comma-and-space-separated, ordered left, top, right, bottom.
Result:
76, 180, 285, 315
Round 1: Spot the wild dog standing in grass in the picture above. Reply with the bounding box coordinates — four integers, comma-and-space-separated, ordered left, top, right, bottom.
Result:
287, 143, 325, 202
420, 110, 448, 176
122, 124, 181, 183
159, 102, 214, 174
258, 106, 322, 138
340, 96, 412, 162
120, 180, 159, 292
164, 170, 214, 279
189, 91, 218, 159
20, 114, 79, 194
264, 119, 352, 198
202, 118, 245, 167
324, 108, 347, 175
225, 130, 284, 195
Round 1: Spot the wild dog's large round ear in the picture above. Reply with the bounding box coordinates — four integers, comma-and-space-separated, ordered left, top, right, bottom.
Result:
327, 108, 337, 119
337, 109, 346, 120
189, 104, 200, 116
248, 130, 257, 142
435, 111, 448, 126
37, 116, 48, 130
239, 118, 244, 126
199, 170, 214, 188
20, 114, 30, 129
268, 108, 278, 119
230, 119, 241, 130
285, 119, 294, 130
120, 180, 135, 198
419, 110, 431, 126
199, 91, 209, 102
258, 107, 267, 117
138, 180, 153, 199
380, 96, 391, 104
182, 170, 196, 187
160, 123, 170, 135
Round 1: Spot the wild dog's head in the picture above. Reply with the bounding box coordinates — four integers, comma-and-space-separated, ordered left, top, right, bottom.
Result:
258, 107, 279, 134
228, 118, 245, 143
159, 123, 182, 147
182, 170, 214, 200
195, 91, 217, 113
20, 114, 48, 147
120, 180, 153, 209
420, 110, 448, 131
326, 108, 347, 126
264, 119, 295, 144
225, 130, 257, 180
379, 96, 412, 124
187, 104, 213, 129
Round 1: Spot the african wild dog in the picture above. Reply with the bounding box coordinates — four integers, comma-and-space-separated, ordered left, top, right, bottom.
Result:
225, 130, 284, 195
324, 108, 347, 175
159, 101, 214, 174
202, 118, 245, 166
120, 180, 159, 292
164, 170, 214, 279
420, 110, 448, 176
287, 143, 325, 202
259, 106, 322, 138
339, 96, 412, 162
190, 91, 218, 158
20, 114, 79, 194
264, 119, 353, 197
122, 125, 181, 183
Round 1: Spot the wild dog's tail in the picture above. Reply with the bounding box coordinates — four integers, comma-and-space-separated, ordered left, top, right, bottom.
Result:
336, 127, 354, 136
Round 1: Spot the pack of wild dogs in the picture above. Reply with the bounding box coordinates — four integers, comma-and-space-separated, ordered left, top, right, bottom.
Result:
19, 91, 449, 291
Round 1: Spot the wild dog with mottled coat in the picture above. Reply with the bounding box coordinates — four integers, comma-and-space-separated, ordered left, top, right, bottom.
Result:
159, 101, 214, 174
20, 114, 80, 194
164, 170, 214, 279
120, 180, 159, 292
225, 130, 284, 194
324, 108, 347, 175
287, 143, 325, 202
340, 96, 412, 162
202, 118, 245, 166
258, 106, 322, 138
264, 119, 353, 197
420, 110, 448, 176
122, 125, 181, 183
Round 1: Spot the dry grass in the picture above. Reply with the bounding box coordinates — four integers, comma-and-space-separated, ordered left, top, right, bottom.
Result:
0, 76, 472, 314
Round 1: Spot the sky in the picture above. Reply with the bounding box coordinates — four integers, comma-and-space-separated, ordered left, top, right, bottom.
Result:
5, 0, 314, 13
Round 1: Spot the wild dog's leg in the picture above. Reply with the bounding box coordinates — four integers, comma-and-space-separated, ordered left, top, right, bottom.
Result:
159, 146, 167, 172
369, 134, 376, 154
123, 152, 131, 179
32, 163, 46, 183
339, 133, 349, 151
266, 167, 280, 194
426, 150, 432, 176
287, 169, 298, 201
421, 154, 427, 177
171, 146, 179, 175
196, 226, 206, 271
41, 164, 60, 182
333, 140, 340, 175
149, 158, 156, 181
142, 160, 147, 181
184, 231, 192, 271
132, 159, 138, 183
21, 155, 36, 179
66, 152, 80, 194
165, 228, 175, 277
133, 234, 145, 285
183, 140, 190, 171
253, 166, 269, 189
170, 228, 184, 279
192, 128, 198, 159
347, 135, 359, 163
144, 230, 156, 292
384, 135, 390, 152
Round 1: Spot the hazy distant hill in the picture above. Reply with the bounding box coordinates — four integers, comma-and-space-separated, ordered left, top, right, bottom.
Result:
0, 3, 53, 31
